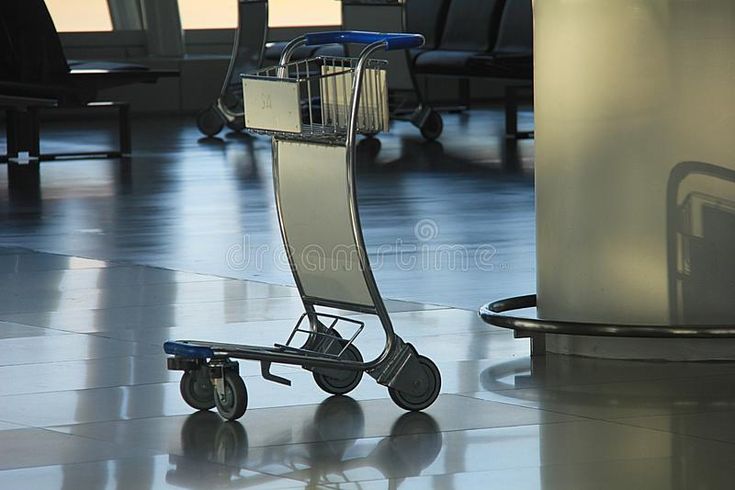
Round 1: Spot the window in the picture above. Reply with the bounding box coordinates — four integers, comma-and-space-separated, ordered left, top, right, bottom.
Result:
178, 0, 341, 30
178, 0, 237, 30
46, 0, 113, 32
269, 0, 341, 28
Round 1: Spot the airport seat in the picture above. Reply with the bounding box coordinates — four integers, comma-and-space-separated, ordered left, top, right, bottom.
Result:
466, 0, 533, 78
405, 0, 451, 60
413, 0, 504, 75
0, 0, 179, 163
413, 0, 533, 138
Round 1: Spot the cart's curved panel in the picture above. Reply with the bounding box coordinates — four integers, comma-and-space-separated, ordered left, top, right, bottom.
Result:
274, 139, 375, 308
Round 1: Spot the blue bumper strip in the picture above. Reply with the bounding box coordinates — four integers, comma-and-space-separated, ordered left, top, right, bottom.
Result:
163, 341, 214, 359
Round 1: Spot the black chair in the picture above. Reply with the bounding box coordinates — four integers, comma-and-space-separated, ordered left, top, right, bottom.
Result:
0, 0, 178, 165
413, 0, 505, 76
412, 0, 533, 139
405, 0, 451, 59
467, 0, 533, 79
468, 0, 533, 139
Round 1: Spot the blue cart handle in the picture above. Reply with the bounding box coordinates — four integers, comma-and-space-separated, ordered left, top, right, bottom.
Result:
304, 30, 424, 51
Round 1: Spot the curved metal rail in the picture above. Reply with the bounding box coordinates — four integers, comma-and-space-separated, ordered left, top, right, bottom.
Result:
480, 294, 735, 338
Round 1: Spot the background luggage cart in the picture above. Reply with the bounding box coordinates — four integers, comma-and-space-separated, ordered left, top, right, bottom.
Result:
197, 0, 443, 141
165, 30, 442, 421
196, 0, 268, 136
342, 0, 445, 141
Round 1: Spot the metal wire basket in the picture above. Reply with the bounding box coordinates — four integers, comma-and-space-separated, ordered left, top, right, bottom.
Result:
242, 56, 389, 141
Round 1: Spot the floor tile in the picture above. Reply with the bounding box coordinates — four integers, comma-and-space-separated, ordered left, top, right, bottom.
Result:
621, 409, 735, 445
329, 457, 735, 490
0, 454, 317, 489
52, 395, 575, 451
0, 428, 160, 470
0, 279, 298, 315
0, 421, 25, 431
0, 254, 113, 273
469, 372, 735, 421
224, 419, 735, 485
0, 355, 175, 396
0, 321, 69, 339
0, 334, 160, 366
0, 365, 303, 427
0, 266, 220, 294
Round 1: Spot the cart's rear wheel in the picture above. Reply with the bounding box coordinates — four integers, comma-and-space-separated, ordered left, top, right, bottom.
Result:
313, 342, 364, 396
388, 355, 441, 411
215, 371, 248, 421
197, 106, 225, 137
419, 111, 443, 141
180, 369, 215, 411
226, 116, 245, 132
357, 136, 382, 161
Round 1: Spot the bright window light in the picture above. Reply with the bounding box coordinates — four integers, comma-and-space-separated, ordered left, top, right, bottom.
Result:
46, 0, 113, 32
178, 0, 341, 30
269, 0, 341, 28
178, 0, 237, 30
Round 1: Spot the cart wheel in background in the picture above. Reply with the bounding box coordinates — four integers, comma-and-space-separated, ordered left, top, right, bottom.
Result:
388, 355, 441, 411
313, 342, 364, 395
357, 136, 382, 161
180, 369, 215, 411
226, 116, 245, 132
419, 111, 443, 141
215, 371, 248, 421
197, 106, 225, 137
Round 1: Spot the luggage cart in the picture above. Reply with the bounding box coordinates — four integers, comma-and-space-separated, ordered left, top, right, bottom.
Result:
165, 30, 442, 421
342, 0, 444, 141
196, 0, 268, 137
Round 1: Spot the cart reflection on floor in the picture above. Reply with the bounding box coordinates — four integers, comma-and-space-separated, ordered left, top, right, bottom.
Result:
166, 396, 442, 488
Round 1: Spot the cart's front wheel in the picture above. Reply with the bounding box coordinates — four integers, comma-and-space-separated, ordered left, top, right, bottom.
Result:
419, 111, 443, 141
197, 106, 225, 137
388, 356, 441, 411
180, 369, 215, 411
313, 343, 364, 396
215, 371, 248, 421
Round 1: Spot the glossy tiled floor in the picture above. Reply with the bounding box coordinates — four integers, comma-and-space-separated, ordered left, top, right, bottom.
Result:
2, 112, 735, 489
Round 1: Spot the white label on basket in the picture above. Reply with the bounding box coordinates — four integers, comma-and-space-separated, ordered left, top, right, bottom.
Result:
242, 78, 302, 133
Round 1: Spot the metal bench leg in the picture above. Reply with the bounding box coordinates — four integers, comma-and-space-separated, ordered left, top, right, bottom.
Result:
6, 108, 41, 191
118, 102, 131, 156
505, 85, 519, 139
459, 78, 470, 111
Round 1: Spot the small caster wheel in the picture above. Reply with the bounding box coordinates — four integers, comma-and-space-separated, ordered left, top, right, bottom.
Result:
419, 111, 443, 141
357, 136, 381, 161
226, 116, 245, 132
388, 355, 441, 411
197, 106, 225, 137
215, 371, 248, 421
313, 342, 364, 395
180, 369, 215, 411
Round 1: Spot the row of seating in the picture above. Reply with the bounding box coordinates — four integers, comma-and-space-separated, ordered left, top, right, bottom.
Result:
261, 0, 533, 139
263, 0, 531, 82
410, 0, 532, 79
408, 0, 533, 138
